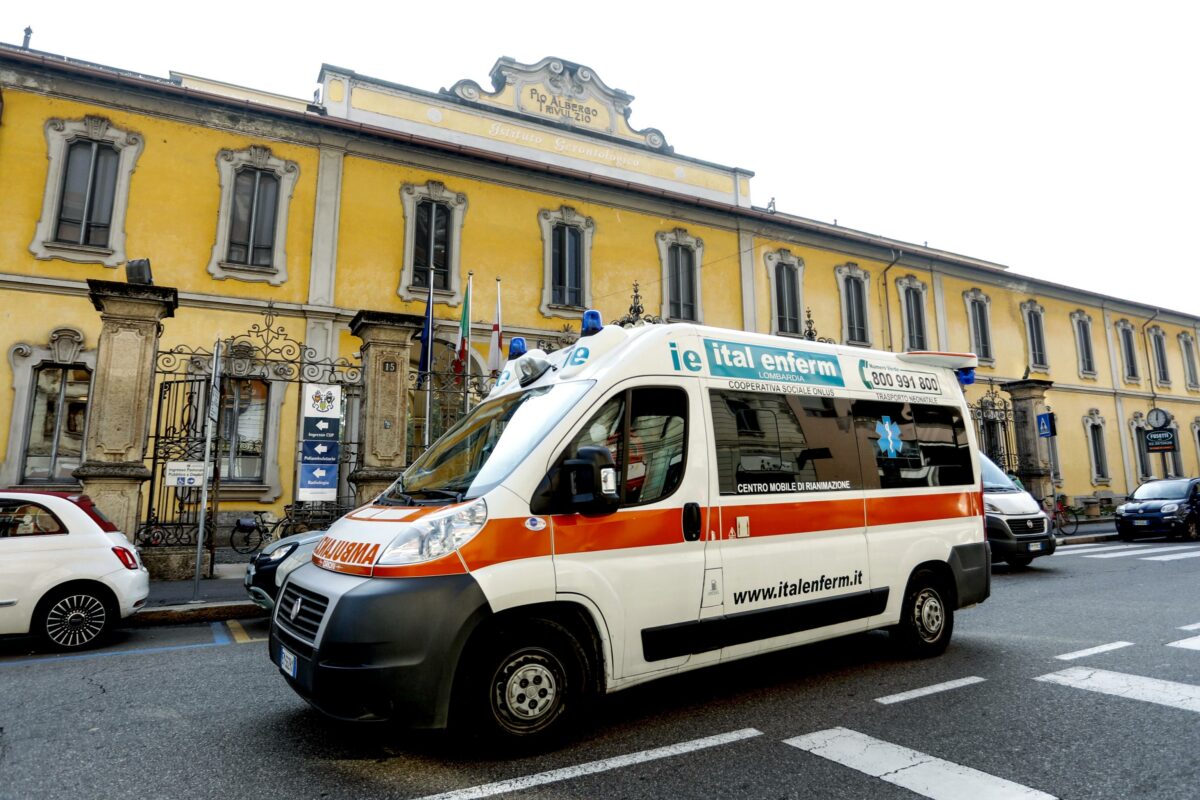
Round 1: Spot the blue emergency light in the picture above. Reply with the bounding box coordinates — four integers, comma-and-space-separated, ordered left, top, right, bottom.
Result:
581, 309, 603, 337
955, 367, 976, 386
509, 337, 527, 359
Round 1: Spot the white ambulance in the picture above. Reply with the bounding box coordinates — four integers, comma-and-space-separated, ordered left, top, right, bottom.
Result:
270, 314, 989, 744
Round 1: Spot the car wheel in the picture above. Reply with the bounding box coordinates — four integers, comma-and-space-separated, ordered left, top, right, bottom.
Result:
461, 618, 592, 748
1006, 556, 1033, 568
1185, 518, 1199, 542
1118, 529, 1135, 542
37, 587, 115, 651
891, 569, 954, 658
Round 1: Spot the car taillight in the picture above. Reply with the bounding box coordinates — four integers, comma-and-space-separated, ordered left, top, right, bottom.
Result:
113, 546, 139, 570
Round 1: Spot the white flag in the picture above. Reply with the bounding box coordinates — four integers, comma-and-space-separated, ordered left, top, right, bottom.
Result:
487, 279, 504, 374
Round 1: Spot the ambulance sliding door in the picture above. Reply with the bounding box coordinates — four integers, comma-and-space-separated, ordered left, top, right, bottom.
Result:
551, 381, 710, 679
706, 385, 878, 661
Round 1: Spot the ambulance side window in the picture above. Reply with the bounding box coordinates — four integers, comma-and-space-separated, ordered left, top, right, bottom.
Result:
851, 400, 974, 489
709, 389, 861, 495
562, 387, 688, 506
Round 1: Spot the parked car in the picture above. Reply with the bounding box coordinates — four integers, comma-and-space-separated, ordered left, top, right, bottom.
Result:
1115, 478, 1200, 541
0, 491, 148, 650
981, 455, 1056, 567
244, 529, 327, 611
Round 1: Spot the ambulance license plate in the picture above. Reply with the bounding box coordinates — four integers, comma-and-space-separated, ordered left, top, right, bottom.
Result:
1028, 542, 1043, 552
279, 647, 297, 678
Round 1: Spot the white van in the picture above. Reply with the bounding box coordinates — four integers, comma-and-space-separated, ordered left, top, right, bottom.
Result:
270, 317, 989, 743
980, 454, 1055, 567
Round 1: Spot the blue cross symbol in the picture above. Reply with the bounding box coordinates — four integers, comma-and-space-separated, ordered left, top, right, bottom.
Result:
875, 416, 903, 458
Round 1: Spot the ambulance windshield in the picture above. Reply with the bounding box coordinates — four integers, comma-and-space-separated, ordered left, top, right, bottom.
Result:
380, 380, 594, 503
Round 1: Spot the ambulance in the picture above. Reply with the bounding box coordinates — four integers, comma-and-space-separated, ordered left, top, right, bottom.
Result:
269, 312, 989, 744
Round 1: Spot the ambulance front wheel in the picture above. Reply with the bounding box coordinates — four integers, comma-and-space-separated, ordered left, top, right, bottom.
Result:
465, 618, 592, 746
892, 568, 954, 657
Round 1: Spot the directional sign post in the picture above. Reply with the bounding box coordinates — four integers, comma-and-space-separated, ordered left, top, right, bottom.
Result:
298, 383, 342, 501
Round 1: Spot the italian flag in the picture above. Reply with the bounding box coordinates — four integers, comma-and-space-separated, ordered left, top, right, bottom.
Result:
487, 279, 504, 375
453, 274, 472, 378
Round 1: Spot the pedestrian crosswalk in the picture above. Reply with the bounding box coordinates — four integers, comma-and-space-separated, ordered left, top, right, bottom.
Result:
1052, 542, 1200, 560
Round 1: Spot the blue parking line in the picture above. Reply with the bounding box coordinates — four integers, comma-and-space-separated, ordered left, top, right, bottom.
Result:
0, 639, 231, 668
210, 621, 233, 644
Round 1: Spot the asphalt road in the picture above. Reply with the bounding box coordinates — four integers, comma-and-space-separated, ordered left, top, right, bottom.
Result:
2, 537, 1198, 800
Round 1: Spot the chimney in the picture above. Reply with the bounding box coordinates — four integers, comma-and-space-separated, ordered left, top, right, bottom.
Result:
22, 26, 32, 49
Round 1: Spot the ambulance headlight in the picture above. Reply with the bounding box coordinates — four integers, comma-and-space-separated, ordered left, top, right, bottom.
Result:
377, 499, 488, 565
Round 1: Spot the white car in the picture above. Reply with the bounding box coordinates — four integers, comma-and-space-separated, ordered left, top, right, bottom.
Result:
0, 492, 149, 650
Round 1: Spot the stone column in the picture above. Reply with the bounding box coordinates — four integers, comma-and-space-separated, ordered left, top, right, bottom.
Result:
1001, 378, 1054, 505
73, 279, 178, 537
348, 310, 424, 504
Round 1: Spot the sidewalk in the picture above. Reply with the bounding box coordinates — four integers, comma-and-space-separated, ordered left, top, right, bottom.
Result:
133, 561, 267, 626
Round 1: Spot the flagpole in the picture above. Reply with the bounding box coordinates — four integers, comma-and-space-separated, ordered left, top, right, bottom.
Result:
465, 272, 473, 415
423, 280, 433, 450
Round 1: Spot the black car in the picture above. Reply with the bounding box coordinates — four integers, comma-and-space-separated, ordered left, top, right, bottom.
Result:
1115, 478, 1200, 541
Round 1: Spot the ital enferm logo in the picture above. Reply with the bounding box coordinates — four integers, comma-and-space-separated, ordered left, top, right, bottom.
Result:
310, 388, 336, 413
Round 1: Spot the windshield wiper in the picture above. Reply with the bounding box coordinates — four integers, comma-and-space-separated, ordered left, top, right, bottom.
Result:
376, 492, 414, 506
411, 488, 466, 503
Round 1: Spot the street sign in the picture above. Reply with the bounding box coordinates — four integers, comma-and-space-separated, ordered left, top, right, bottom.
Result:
298, 463, 338, 500
303, 417, 341, 441
164, 461, 209, 487
1037, 412, 1057, 438
298, 383, 343, 501
1146, 429, 1177, 453
301, 440, 340, 464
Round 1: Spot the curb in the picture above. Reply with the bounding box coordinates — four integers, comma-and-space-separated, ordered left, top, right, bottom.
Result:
1058, 531, 1118, 546
132, 600, 268, 626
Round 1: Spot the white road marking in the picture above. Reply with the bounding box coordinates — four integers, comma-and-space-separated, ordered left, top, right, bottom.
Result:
1087, 545, 1200, 559
1166, 635, 1200, 651
1143, 550, 1200, 562
784, 727, 1056, 799
1051, 544, 1147, 556
875, 676, 987, 705
1054, 641, 1134, 660
414, 728, 762, 800
1035, 667, 1200, 713
1179, 622, 1200, 631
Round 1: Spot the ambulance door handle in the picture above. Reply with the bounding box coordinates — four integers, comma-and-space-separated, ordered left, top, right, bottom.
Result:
682, 502, 702, 541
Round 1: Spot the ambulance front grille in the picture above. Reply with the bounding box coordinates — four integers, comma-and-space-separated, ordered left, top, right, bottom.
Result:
275, 584, 329, 644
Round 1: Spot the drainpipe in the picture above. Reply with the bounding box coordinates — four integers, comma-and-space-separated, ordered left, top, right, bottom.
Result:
879, 249, 903, 351
1141, 308, 1163, 475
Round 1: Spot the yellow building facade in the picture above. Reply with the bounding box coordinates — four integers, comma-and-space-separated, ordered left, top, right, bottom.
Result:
2, 43, 1197, 549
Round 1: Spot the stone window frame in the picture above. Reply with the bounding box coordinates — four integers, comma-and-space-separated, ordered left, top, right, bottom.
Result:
764, 249, 804, 336
1168, 420, 1185, 478
1148, 325, 1171, 387
1115, 319, 1140, 382
1129, 411, 1156, 482
538, 206, 595, 320
1070, 310, 1097, 379
30, 116, 144, 268
1082, 408, 1110, 486
1020, 299, 1050, 373
1190, 417, 1200, 469
1046, 431, 1064, 487
1179, 332, 1200, 390
962, 288, 994, 365
207, 145, 300, 286
397, 180, 469, 306
896, 274, 929, 351
835, 263, 872, 347
1, 328, 96, 488
657, 227, 705, 323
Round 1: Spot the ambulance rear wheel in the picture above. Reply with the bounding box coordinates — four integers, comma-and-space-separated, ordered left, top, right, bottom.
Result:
892, 569, 953, 657
469, 619, 590, 746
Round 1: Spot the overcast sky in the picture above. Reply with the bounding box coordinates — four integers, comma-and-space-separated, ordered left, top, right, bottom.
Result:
8, 2, 1198, 314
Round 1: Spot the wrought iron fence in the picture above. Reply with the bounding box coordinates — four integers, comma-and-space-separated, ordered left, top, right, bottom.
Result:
968, 380, 1017, 474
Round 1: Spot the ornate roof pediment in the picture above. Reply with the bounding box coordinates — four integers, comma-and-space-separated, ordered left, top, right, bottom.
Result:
446, 56, 670, 152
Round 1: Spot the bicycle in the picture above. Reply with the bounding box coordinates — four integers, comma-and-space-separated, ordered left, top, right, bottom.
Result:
1052, 495, 1079, 535
229, 511, 273, 554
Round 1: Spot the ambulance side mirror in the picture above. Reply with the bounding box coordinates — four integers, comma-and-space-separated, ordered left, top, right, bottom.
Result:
530, 445, 620, 517
565, 445, 621, 516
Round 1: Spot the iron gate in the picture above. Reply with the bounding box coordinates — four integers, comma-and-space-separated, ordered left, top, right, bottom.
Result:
138, 307, 363, 558
968, 380, 1017, 474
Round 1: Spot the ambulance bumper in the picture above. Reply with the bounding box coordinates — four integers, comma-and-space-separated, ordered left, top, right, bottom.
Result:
948, 541, 991, 607
269, 564, 491, 728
